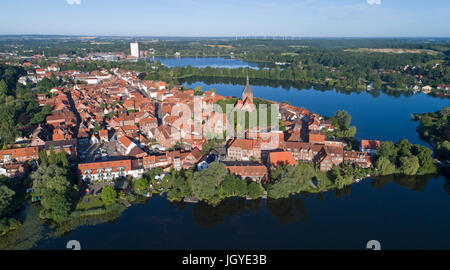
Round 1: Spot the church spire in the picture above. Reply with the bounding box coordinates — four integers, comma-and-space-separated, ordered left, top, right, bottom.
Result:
242, 75, 253, 105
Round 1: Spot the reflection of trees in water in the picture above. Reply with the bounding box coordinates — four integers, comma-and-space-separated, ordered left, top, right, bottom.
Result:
170, 201, 188, 212
333, 185, 352, 199
192, 198, 259, 227
266, 196, 309, 225
0, 204, 46, 250
372, 174, 438, 192
315, 192, 325, 202
372, 175, 393, 189
444, 178, 450, 195
179, 77, 410, 98
394, 175, 432, 191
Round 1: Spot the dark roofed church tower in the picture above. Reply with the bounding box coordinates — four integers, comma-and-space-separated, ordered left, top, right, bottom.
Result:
242, 75, 253, 105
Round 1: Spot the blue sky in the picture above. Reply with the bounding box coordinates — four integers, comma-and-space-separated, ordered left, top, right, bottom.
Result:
1, 0, 449, 37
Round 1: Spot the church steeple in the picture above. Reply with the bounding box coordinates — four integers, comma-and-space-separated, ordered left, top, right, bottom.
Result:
242, 75, 253, 104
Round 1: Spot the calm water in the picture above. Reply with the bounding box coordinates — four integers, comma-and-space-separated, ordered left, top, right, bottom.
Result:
33, 175, 450, 250
153, 57, 260, 69
3, 59, 450, 250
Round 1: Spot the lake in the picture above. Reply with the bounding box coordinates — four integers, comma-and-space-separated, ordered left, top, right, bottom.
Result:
152, 57, 261, 69
2, 59, 450, 250
31, 175, 450, 250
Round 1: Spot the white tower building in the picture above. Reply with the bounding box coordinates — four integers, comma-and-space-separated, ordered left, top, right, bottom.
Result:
130, 42, 139, 58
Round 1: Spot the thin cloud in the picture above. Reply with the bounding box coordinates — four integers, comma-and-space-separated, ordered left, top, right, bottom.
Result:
67, 0, 81, 5
367, 0, 381, 5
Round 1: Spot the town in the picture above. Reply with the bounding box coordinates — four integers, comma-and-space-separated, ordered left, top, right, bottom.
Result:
0, 42, 381, 190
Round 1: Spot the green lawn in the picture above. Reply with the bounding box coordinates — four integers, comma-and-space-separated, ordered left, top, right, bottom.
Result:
75, 195, 105, 211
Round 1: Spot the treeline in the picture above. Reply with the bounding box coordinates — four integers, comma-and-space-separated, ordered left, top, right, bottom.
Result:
0, 64, 52, 146
413, 107, 450, 160
30, 149, 77, 223
374, 139, 437, 176
144, 63, 448, 93
0, 176, 25, 235
134, 163, 263, 205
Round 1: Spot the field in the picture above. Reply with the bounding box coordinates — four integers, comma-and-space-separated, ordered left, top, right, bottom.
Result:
344, 48, 438, 55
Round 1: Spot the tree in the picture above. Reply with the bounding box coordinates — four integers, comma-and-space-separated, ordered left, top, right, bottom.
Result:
377, 141, 397, 163
31, 163, 74, 223
39, 150, 48, 167
399, 156, 420, 176
268, 163, 316, 199
396, 139, 412, 157
39, 190, 71, 223
192, 162, 227, 202
48, 146, 56, 165
247, 182, 263, 199
414, 146, 437, 174
221, 174, 247, 197
56, 151, 69, 168
0, 80, 8, 97
334, 110, 351, 130
0, 184, 15, 217
134, 178, 149, 195
375, 156, 396, 176
101, 186, 117, 206
31, 164, 68, 197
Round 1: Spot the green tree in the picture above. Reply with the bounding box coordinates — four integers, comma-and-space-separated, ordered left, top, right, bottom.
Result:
396, 139, 412, 157
100, 186, 117, 206
134, 178, 149, 195
334, 110, 351, 130
375, 156, 396, 176
377, 141, 397, 163
221, 174, 247, 197
247, 182, 263, 199
39, 190, 71, 223
39, 150, 48, 167
48, 146, 56, 165
0, 184, 15, 217
192, 162, 227, 202
0, 80, 8, 97
399, 156, 420, 175
268, 163, 316, 199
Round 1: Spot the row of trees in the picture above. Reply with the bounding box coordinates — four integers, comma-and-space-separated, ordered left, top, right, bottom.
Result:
31, 150, 76, 223
134, 163, 264, 205
414, 107, 450, 160
0, 64, 53, 147
375, 139, 437, 176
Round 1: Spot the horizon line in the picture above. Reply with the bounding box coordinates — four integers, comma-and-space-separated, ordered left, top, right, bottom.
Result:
1, 34, 450, 39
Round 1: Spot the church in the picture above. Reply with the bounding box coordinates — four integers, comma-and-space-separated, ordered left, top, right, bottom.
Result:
235, 76, 255, 112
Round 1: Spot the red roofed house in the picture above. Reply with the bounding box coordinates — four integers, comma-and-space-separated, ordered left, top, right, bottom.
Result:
308, 130, 326, 144
154, 124, 181, 149
78, 159, 144, 181
227, 138, 261, 161
139, 117, 158, 138
0, 146, 39, 164
99, 129, 109, 143
269, 151, 297, 167
360, 140, 380, 156
223, 161, 268, 182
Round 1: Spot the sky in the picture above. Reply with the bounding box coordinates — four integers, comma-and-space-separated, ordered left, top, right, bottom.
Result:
1, 0, 449, 37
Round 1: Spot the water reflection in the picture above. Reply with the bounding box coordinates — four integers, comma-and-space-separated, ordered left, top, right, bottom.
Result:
4, 174, 448, 250
266, 196, 309, 224
191, 198, 251, 227
179, 76, 439, 99
372, 174, 439, 191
